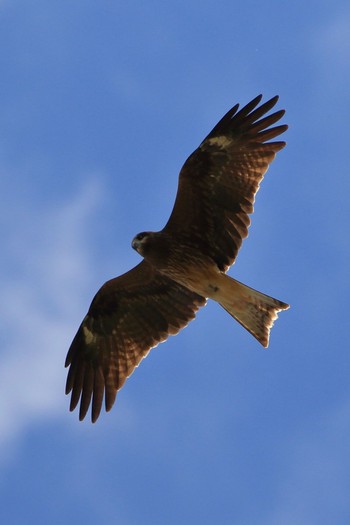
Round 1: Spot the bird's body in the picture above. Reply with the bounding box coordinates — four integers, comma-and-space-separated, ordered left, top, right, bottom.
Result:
65, 94, 289, 422
132, 231, 287, 348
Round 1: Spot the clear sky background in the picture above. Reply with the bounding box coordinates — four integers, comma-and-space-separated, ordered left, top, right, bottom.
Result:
1, 1, 350, 524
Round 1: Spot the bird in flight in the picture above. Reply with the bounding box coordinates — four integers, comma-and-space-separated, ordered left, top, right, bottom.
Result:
65, 94, 289, 422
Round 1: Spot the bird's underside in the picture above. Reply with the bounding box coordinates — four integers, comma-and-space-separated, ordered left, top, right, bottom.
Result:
65, 94, 289, 422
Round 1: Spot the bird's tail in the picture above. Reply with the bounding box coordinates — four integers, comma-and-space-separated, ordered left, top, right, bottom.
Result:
214, 274, 289, 347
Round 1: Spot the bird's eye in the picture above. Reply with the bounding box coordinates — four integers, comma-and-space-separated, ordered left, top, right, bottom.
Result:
137, 232, 146, 241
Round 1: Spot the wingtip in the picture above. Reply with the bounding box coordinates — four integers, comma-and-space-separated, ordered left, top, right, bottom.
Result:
91, 414, 99, 424
79, 405, 89, 422
253, 94, 279, 105
273, 140, 287, 152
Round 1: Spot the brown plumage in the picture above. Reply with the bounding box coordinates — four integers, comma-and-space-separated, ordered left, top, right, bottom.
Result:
65, 94, 289, 422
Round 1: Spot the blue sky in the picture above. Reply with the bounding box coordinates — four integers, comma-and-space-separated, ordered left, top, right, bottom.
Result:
1, 1, 350, 523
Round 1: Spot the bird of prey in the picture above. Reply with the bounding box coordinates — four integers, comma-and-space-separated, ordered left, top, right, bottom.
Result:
65, 94, 289, 422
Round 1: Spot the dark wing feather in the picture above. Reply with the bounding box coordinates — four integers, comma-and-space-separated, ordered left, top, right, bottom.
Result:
65, 261, 205, 422
163, 95, 287, 271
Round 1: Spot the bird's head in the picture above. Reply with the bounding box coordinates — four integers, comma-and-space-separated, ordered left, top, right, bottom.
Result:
132, 231, 171, 264
131, 231, 154, 256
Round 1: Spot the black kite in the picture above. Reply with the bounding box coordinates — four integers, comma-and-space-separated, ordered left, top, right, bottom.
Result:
65, 95, 289, 422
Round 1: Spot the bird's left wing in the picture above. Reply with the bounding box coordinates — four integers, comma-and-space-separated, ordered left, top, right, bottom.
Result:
65, 261, 205, 422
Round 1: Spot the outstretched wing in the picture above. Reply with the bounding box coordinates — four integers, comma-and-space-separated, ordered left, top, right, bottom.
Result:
163, 95, 287, 271
65, 261, 205, 422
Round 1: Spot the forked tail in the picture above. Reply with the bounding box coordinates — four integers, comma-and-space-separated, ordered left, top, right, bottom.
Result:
215, 274, 289, 347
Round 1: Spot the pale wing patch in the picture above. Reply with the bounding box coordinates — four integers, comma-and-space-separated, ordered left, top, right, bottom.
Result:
83, 324, 97, 345
203, 136, 233, 148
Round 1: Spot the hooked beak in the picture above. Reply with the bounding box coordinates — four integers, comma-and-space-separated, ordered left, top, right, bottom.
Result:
131, 237, 141, 252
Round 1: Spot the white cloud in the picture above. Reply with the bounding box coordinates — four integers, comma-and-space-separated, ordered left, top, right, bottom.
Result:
0, 178, 104, 463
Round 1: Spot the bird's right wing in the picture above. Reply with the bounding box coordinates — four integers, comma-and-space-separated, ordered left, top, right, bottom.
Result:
163, 95, 287, 272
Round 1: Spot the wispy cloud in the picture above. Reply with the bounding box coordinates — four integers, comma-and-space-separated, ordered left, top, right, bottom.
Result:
0, 178, 104, 463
